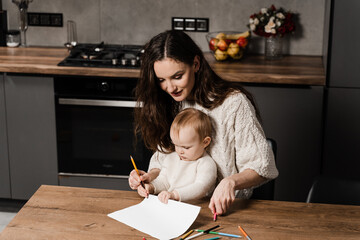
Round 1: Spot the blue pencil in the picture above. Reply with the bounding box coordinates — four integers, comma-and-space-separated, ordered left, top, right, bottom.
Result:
196, 229, 242, 238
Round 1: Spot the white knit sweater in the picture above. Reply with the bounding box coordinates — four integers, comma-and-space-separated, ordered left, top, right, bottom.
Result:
151, 152, 217, 202
148, 92, 279, 198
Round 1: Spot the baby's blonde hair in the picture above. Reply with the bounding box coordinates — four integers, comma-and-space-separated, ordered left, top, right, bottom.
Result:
170, 108, 212, 141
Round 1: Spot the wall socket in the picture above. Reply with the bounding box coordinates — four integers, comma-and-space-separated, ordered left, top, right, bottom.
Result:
28, 12, 63, 27
172, 17, 209, 32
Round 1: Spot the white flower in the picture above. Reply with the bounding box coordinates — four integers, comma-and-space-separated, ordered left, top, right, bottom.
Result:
265, 25, 273, 33
265, 17, 276, 33
250, 24, 256, 31
249, 18, 254, 24
261, 8, 268, 14
254, 18, 259, 25
271, 28, 276, 34
276, 19, 282, 27
276, 12, 285, 19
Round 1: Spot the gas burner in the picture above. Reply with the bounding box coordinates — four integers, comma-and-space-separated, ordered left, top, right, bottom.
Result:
58, 43, 143, 69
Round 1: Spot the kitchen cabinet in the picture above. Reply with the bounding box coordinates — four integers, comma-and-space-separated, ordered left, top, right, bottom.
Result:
4, 74, 58, 200
322, 0, 360, 181
325, 0, 360, 88
246, 85, 324, 202
0, 74, 11, 198
323, 88, 360, 180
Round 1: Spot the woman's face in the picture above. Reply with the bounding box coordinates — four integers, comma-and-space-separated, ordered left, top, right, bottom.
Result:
154, 57, 199, 102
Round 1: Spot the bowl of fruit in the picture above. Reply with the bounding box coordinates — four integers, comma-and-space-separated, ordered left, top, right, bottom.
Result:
206, 31, 250, 61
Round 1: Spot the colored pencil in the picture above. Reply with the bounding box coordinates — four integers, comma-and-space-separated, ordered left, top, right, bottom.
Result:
204, 237, 220, 240
238, 225, 252, 240
186, 225, 220, 240
130, 155, 145, 188
213, 212, 217, 221
196, 229, 241, 238
179, 229, 194, 240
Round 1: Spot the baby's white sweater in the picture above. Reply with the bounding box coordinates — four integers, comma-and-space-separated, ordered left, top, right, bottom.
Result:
151, 152, 217, 202
149, 92, 279, 198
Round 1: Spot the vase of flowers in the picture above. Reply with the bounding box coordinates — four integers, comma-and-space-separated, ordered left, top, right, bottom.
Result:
264, 36, 283, 60
248, 5, 295, 59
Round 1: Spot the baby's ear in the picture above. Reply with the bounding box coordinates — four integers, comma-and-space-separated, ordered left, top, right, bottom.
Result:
203, 136, 211, 148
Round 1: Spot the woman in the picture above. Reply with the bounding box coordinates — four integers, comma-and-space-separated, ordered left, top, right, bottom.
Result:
128, 30, 278, 215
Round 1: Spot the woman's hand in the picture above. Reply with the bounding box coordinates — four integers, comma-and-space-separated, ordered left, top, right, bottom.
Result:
128, 169, 148, 190
208, 169, 267, 215
128, 168, 161, 198
208, 177, 236, 215
137, 183, 154, 198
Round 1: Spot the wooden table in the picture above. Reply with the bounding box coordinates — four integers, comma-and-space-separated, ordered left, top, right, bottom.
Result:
1, 185, 359, 239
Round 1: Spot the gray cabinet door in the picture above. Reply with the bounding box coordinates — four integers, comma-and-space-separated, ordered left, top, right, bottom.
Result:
328, 0, 360, 88
5, 75, 58, 199
246, 85, 324, 202
323, 88, 360, 180
0, 74, 11, 198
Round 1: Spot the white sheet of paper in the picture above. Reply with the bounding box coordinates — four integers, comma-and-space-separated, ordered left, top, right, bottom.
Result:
108, 194, 201, 240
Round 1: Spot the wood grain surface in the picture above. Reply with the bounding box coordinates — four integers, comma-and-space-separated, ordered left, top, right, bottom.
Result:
0, 185, 359, 240
0, 47, 325, 85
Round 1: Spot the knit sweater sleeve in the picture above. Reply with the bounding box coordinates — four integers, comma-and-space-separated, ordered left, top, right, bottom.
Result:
232, 93, 279, 180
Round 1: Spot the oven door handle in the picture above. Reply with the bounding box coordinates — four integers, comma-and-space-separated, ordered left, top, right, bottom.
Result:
58, 98, 139, 108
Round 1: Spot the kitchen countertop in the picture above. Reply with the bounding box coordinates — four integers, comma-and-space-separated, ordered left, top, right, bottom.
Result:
0, 185, 359, 239
0, 46, 326, 85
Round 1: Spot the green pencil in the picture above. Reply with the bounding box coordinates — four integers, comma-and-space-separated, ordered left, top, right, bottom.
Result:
196, 229, 242, 238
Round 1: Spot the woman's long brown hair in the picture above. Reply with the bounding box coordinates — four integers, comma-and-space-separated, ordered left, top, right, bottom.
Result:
134, 30, 259, 153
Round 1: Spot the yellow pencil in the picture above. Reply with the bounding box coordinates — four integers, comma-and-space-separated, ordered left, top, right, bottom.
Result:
179, 229, 194, 240
130, 155, 145, 188
130, 155, 140, 175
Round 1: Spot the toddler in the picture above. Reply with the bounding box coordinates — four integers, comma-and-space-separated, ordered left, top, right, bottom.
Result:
140, 108, 217, 203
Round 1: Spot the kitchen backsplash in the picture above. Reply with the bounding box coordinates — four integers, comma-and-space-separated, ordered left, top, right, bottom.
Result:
3, 0, 326, 55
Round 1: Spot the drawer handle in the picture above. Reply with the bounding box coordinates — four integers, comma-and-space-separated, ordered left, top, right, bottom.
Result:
58, 98, 140, 108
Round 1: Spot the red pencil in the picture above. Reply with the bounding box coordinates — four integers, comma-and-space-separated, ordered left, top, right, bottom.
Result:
213, 212, 217, 221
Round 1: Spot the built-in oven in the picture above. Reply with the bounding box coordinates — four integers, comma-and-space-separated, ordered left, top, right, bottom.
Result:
54, 76, 152, 190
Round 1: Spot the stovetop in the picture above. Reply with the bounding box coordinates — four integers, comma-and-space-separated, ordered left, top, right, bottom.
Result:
58, 43, 143, 68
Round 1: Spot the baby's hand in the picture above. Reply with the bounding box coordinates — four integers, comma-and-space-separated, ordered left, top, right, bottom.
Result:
137, 183, 154, 198
158, 191, 173, 204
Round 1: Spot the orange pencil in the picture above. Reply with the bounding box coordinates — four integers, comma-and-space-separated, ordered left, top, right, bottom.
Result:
130, 155, 145, 188
238, 225, 252, 240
